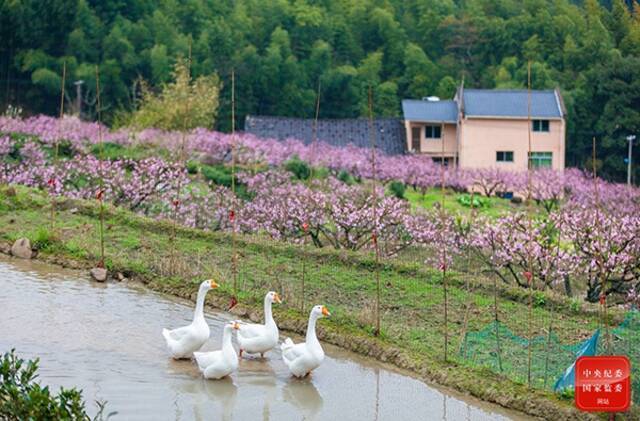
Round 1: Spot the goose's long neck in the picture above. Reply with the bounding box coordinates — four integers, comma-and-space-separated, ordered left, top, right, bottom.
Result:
222, 327, 233, 351
306, 314, 320, 346
264, 296, 275, 328
193, 285, 207, 323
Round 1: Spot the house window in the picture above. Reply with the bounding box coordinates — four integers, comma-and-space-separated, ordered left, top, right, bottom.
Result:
532, 119, 550, 132
411, 127, 421, 151
496, 151, 514, 162
425, 125, 442, 139
529, 152, 553, 168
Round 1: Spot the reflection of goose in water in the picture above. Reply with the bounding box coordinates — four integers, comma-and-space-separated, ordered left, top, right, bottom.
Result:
202, 377, 238, 421
174, 376, 238, 421
238, 358, 278, 388
282, 378, 324, 420
237, 358, 277, 420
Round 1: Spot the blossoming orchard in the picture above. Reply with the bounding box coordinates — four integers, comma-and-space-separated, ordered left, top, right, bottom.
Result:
1, 115, 639, 306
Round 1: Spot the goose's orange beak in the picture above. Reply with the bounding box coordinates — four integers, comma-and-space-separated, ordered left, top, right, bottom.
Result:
274, 293, 282, 304
208, 279, 219, 289
321, 306, 330, 317
233, 322, 240, 330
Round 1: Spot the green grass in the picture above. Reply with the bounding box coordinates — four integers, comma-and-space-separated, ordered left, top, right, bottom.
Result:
406, 187, 520, 218
89, 142, 167, 161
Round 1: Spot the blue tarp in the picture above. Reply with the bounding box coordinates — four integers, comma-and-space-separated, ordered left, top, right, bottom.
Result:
553, 329, 600, 391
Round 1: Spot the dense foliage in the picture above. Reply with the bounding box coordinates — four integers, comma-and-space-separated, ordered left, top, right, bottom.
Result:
2, 0, 640, 180
0, 349, 107, 420
2, 115, 640, 304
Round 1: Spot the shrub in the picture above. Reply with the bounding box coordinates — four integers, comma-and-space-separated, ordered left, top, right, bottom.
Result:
457, 194, 489, 208
186, 160, 199, 175
337, 170, 355, 185
389, 180, 406, 199
284, 156, 311, 180
201, 164, 233, 186
90, 142, 125, 160
32, 227, 56, 251
0, 349, 111, 420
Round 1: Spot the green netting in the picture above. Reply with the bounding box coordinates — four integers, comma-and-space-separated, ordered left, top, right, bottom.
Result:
600, 310, 640, 404
460, 310, 640, 402
459, 320, 588, 389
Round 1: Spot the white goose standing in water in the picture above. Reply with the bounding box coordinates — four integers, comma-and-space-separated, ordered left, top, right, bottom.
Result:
162, 279, 218, 359
281, 305, 330, 377
194, 321, 240, 379
237, 291, 282, 358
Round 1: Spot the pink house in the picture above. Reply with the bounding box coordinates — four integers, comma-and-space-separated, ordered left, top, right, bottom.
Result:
401, 86, 566, 171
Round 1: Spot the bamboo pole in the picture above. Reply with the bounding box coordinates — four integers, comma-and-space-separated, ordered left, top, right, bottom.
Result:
440, 125, 449, 362
526, 60, 535, 388
458, 189, 478, 357
367, 85, 382, 336
300, 79, 322, 314
169, 40, 192, 275
230, 69, 239, 300
592, 137, 611, 355
95, 65, 106, 268
50, 61, 66, 232
543, 216, 563, 388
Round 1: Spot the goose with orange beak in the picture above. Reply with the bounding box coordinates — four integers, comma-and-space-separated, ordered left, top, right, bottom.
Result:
237, 291, 282, 358
281, 305, 330, 377
162, 279, 218, 359
194, 321, 241, 379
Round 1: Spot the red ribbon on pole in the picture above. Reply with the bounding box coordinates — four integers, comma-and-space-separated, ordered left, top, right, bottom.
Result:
47, 178, 56, 187
523, 271, 533, 285
229, 210, 235, 222
302, 222, 309, 232
173, 199, 180, 208
96, 189, 104, 201
599, 294, 606, 305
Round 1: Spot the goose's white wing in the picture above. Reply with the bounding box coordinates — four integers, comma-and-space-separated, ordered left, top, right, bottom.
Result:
165, 325, 192, 340
281, 340, 307, 362
194, 350, 223, 371
237, 323, 268, 339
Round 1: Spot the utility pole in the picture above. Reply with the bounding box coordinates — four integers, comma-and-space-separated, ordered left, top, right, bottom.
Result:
627, 135, 636, 186
74, 80, 84, 118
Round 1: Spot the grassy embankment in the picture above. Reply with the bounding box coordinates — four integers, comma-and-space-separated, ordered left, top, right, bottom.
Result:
0, 184, 631, 420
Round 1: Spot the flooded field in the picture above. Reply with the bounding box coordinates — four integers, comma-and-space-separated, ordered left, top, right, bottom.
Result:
0, 255, 532, 420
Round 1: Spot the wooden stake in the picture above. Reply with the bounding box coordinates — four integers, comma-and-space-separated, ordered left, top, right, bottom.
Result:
592, 137, 611, 354
169, 39, 192, 275
50, 61, 66, 232
526, 60, 534, 388
95, 65, 106, 267
301, 79, 322, 314
367, 85, 382, 336
230, 69, 238, 298
440, 123, 449, 362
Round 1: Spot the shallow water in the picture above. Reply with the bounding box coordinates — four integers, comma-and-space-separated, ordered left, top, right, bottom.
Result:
0, 255, 532, 420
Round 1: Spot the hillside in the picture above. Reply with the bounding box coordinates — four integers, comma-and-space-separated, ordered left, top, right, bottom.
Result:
1, 0, 640, 180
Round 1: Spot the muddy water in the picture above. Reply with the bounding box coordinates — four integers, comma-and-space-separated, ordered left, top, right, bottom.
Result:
0, 256, 532, 420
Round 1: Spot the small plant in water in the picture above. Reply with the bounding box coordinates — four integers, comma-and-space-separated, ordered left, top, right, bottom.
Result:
0, 349, 114, 420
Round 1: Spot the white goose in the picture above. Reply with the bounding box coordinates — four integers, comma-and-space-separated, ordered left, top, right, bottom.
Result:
162, 279, 218, 359
237, 291, 282, 358
193, 321, 240, 379
281, 305, 330, 377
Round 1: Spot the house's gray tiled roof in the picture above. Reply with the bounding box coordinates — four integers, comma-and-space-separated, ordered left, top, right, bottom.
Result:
462, 89, 563, 119
244, 116, 406, 156
401, 99, 458, 123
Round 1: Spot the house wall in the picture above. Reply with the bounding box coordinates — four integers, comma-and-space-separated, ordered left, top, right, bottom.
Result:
405, 121, 457, 157
458, 118, 565, 171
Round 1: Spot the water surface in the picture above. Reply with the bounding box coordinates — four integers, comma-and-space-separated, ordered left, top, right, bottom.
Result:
0, 255, 531, 420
